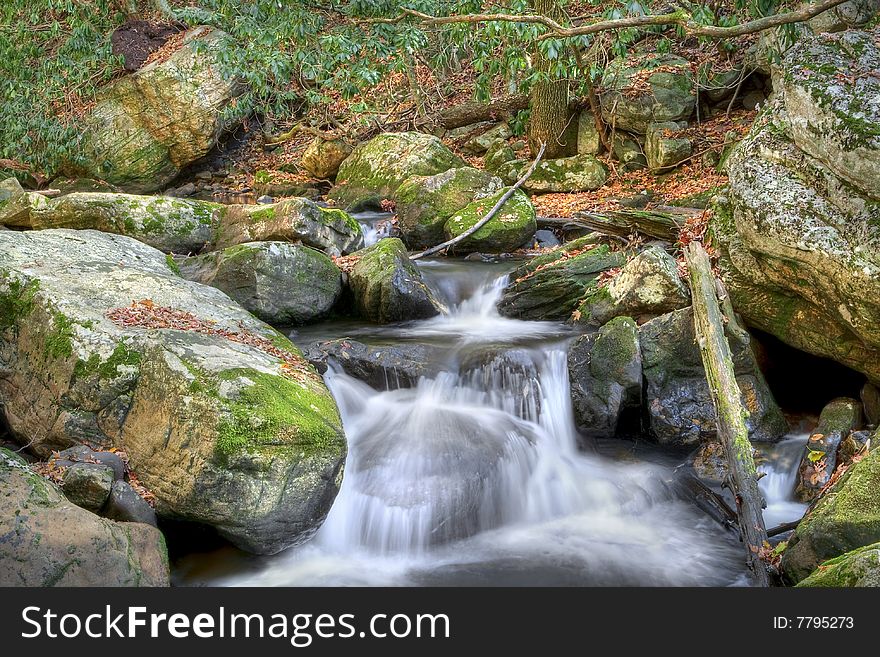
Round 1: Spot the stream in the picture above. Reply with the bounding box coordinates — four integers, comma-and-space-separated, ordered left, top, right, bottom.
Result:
175, 248, 809, 587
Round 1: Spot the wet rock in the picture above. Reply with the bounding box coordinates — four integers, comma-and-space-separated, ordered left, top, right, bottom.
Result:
214, 197, 363, 256
574, 246, 690, 327
795, 397, 862, 502
443, 187, 537, 254
599, 54, 695, 134
861, 382, 880, 426
645, 121, 692, 173
60, 462, 114, 512
568, 316, 642, 439
102, 480, 158, 527
395, 167, 503, 249
302, 338, 447, 389
0, 448, 168, 586
301, 138, 353, 179
534, 229, 561, 248
691, 441, 728, 484
348, 238, 444, 323
179, 241, 343, 325
639, 307, 788, 446
797, 541, 880, 587
0, 229, 345, 555
782, 441, 880, 584
70, 27, 242, 194
498, 238, 623, 320
329, 132, 466, 211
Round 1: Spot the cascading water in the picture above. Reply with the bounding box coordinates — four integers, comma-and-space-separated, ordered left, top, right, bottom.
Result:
756, 434, 810, 529
176, 258, 759, 587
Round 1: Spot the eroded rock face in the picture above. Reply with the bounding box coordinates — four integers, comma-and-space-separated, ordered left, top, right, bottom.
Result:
214, 197, 363, 256
348, 238, 444, 323
599, 54, 695, 134
0, 229, 345, 554
0, 448, 169, 586
179, 241, 343, 325
443, 188, 537, 254
71, 27, 242, 193
329, 132, 466, 211
395, 167, 503, 249
639, 307, 788, 446
715, 87, 880, 382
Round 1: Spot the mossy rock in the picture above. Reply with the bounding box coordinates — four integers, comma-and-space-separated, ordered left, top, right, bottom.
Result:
782, 443, 880, 584
328, 132, 466, 211
0, 229, 346, 555
179, 241, 343, 325
443, 187, 536, 254
645, 121, 692, 173
599, 54, 696, 134
395, 167, 503, 249
215, 196, 363, 256
348, 238, 444, 323
300, 138, 353, 180
484, 141, 517, 173
497, 239, 624, 320
797, 541, 880, 587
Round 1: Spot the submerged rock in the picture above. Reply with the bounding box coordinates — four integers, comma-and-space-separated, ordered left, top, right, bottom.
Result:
329, 132, 466, 210
443, 187, 537, 254
574, 246, 690, 327
782, 441, 880, 584
395, 167, 503, 249
795, 397, 863, 502
639, 307, 788, 446
214, 197, 363, 256
70, 27, 242, 194
0, 448, 168, 586
599, 54, 695, 134
348, 238, 444, 323
0, 229, 345, 554
568, 316, 642, 439
498, 238, 624, 320
179, 241, 343, 325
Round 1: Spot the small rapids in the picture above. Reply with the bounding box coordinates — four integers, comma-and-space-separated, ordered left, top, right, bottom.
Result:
177, 258, 807, 587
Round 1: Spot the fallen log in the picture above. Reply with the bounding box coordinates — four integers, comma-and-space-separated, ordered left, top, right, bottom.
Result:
571, 209, 684, 242
767, 519, 800, 538
685, 241, 771, 587
434, 94, 529, 129
671, 466, 738, 534
410, 143, 546, 260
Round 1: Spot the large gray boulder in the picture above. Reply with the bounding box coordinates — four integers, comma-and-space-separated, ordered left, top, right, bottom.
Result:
348, 238, 444, 323
500, 155, 608, 193
639, 307, 788, 446
0, 448, 168, 586
69, 27, 242, 194
329, 132, 466, 210
179, 241, 343, 325
0, 229, 345, 554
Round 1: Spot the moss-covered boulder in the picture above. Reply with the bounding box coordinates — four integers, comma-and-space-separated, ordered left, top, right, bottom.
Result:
498, 238, 625, 320
0, 229, 345, 554
464, 123, 512, 154
395, 167, 503, 249
645, 121, 692, 173
795, 397, 862, 502
501, 155, 608, 193
568, 316, 642, 439
443, 188, 536, 254
329, 132, 466, 210
797, 541, 880, 587
348, 238, 444, 323
69, 27, 242, 194
0, 448, 169, 586
639, 307, 788, 446
714, 94, 880, 383
0, 178, 50, 228
782, 443, 880, 583
4, 191, 222, 254
215, 197, 363, 256
599, 54, 695, 135
301, 137, 353, 180
574, 246, 690, 327
484, 141, 517, 173
780, 29, 879, 197
179, 241, 343, 325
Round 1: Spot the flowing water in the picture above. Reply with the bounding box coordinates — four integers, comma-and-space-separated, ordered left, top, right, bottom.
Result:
175, 258, 809, 587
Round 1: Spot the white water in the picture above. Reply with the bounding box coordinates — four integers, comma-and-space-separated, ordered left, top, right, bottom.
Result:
197, 259, 761, 587
355, 210, 394, 246
757, 434, 810, 529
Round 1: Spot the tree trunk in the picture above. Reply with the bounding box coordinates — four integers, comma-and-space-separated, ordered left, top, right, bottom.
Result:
570, 209, 692, 241
685, 242, 771, 587
527, 0, 576, 158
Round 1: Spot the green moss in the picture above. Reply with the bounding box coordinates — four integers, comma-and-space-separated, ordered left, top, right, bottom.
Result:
73, 341, 142, 380
319, 205, 362, 233
43, 311, 75, 360
165, 254, 181, 276
215, 368, 343, 459
797, 542, 880, 587
0, 276, 39, 330
249, 206, 277, 223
